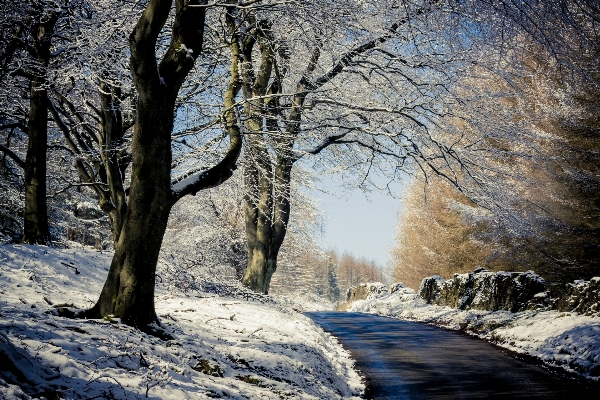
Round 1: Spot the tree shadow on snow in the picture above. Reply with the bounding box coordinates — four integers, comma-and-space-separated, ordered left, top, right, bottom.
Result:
0, 329, 145, 399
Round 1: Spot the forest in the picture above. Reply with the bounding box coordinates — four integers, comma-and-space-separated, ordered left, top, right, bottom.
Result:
1, 0, 598, 335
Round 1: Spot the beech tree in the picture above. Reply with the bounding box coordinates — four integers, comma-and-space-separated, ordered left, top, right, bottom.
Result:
212, 0, 470, 294
59, 0, 245, 333
0, 1, 68, 244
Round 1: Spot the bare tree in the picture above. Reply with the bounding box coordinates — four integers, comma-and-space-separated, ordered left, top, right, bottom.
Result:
0, 1, 69, 244
212, 0, 467, 293
57, 0, 245, 334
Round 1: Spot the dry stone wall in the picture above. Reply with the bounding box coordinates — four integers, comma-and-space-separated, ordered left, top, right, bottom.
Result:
418, 268, 546, 312
418, 268, 600, 315
345, 283, 389, 302
548, 277, 600, 314
340, 269, 600, 315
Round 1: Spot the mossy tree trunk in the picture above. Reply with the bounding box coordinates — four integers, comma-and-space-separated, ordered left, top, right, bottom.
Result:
87, 87, 176, 329
242, 143, 293, 294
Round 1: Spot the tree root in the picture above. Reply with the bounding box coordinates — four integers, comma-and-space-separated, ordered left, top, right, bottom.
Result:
48, 307, 175, 340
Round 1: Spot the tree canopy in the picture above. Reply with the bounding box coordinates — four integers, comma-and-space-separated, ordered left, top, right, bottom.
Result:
0, 0, 598, 330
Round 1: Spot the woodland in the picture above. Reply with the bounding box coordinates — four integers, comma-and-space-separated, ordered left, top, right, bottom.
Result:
0, 0, 599, 335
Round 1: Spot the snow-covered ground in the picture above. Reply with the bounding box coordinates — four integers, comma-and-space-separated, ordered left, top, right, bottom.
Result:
349, 284, 600, 380
0, 244, 364, 399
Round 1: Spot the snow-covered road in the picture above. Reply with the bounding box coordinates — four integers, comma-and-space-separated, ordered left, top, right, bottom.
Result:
307, 312, 600, 399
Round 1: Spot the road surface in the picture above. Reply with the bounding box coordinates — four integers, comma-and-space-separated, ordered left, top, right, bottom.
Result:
306, 312, 600, 399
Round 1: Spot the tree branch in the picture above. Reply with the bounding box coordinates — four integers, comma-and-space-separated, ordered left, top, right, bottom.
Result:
307, 0, 441, 91
158, 0, 208, 93
0, 144, 25, 169
129, 0, 174, 92
171, 4, 242, 202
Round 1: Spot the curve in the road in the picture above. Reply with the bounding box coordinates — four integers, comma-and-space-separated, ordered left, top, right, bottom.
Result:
306, 312, 600, 400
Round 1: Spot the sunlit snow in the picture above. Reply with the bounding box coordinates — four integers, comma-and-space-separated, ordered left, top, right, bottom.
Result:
0, 244, 364, 399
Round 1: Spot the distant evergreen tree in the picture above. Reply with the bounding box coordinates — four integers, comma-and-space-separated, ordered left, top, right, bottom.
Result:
326, 258, 341, 302
310, 260, 327, 297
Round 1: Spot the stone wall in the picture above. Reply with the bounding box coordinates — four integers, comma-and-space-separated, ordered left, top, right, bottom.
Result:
549, 277, 600, 314
418, 268, 600, 315
418, 268, 546, 312
345, 282, 388, 302
338, 271, 600, 315
337, 283, 388, 310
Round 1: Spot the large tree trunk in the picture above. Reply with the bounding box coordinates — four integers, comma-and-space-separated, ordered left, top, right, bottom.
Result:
241, 154, 293, 294
23, 77, 50, 244
22, 10, 60, 244
85, 92, 174, 331
267, 156, 293, 289
242, 149, 273, 293
240, 97, 279, 294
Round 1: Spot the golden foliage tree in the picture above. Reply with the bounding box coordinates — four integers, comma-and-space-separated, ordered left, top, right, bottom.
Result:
391, 177, 491, 290
392, 44, 600, 288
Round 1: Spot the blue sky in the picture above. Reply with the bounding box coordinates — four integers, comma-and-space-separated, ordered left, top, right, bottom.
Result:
314, 176, 407, 267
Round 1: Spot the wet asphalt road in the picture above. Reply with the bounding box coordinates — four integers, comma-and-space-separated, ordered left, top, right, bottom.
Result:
305, 312, 600, 400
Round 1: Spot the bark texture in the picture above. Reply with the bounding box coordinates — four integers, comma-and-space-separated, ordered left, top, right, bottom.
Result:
242, 153, 292, 294
23, 77, 50, 244
22, 10, 60, 244
87, 88, 174, 329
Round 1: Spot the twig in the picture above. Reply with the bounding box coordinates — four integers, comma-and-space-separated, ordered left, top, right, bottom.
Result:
248, 327, 263, 337
205, 316, 232, 323
60, 261, 80, 275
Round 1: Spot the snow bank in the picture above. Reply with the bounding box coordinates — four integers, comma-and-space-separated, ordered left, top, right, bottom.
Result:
349, 283, 600, 380
0, 244, 364, 399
